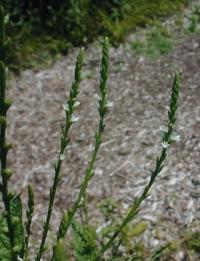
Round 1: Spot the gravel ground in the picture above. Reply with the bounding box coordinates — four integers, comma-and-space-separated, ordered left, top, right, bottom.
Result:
4, 2, 200, 260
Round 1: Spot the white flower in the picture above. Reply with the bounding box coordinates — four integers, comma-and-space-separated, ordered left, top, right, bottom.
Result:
63, 103, 69, 112
59, 154, 65, 161
17, 256, 23, 261
93, 93, 101, 101
71, 115, 79, 123
73, 101, 80, 108
161, 141, 169, 149
159, 125, 167, 138
5, 67, 9, 77
160, 125, 167, 133
106, 100, 113, 108
171, 131, 180, 142
4, 15, 9, 24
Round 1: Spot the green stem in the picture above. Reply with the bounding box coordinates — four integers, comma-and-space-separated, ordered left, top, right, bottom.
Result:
35, 48, 84, 261
35, 126, 70, 261
0, 4, 17, 261
98, 72, 180, 257
59, 134, 101, 240
51, 37, 110, 261
21, 186, 34, 259
98, 148, 167, 255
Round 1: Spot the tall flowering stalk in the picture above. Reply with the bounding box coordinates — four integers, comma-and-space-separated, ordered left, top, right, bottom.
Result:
51, 37, 111, 259
35, 48, 84, 261
0, 3, 18, 261
98, 72, 181, 257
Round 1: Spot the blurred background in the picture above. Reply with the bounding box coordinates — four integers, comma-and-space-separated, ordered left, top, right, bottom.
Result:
5, 0, 188, 71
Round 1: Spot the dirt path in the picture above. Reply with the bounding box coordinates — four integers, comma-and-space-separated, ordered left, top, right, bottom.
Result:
6, 8, 200, 261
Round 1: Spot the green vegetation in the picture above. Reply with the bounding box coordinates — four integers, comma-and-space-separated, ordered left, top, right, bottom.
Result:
99, 0, 186, 42
130, 3, 200, 60
5, 0, 187, 71
188, 4, 200, 33
132, 24, 174, 59
185, 232, 200, 254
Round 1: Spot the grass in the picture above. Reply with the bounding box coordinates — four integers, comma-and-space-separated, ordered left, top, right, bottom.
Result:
8, 36, 71, 73
131, 24, 174, 59
100, 0, 187, 42
130, 3, 200, 60
186, 232, 200, 254
188, 4, 200, 33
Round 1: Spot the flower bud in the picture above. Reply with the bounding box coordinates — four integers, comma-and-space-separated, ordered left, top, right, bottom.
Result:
2, 168, 12, 179
8, 192, 15, 200
4, 14, 9, 24
0, 116, 7, 127
4, 99, 12, 111
0, 61, 5, 71
5, 143, 12, 151
2, 226, 9, 234
13, 245, 21, 255
12, 217, 19, 226
59, 154, 65, 161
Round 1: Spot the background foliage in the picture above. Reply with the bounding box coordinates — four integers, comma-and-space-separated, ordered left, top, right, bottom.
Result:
5, 0, 187, 71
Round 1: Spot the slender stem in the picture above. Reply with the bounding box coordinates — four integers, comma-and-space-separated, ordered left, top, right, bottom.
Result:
35, 49, 84, 261
59, 134, 101, 240
0, 4, 17, 261
35, 127, 70, 261
20, 186, 34, 259
50, 37, 110, 261
98, 149, 167, 255
98, 72, 181, 257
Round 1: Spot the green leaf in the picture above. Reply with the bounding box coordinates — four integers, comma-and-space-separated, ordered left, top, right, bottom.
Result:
10, 195, 25, 254
53, 239, 69, 261
107, 257, 142, 261
186, 232, 200, 252
150, 242, 171, 261
0, 195, 24, 260
0, 214, 12, 261
125, 222, 147, 238
72, 218, 97, 261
